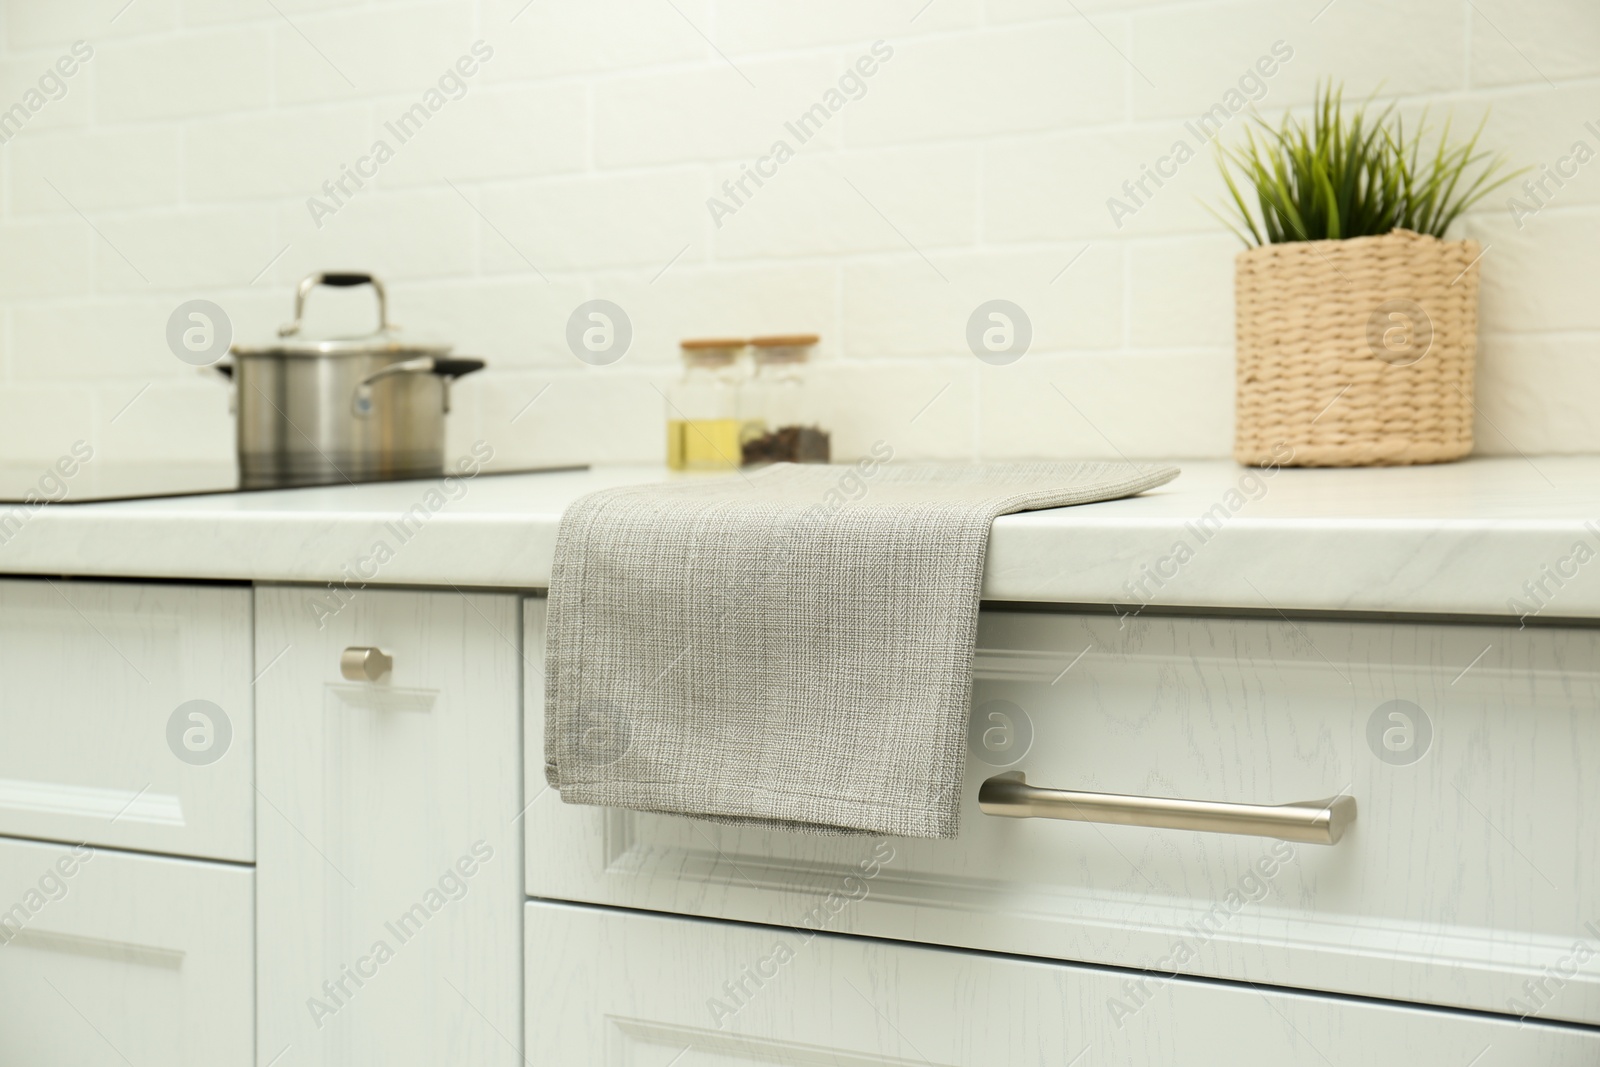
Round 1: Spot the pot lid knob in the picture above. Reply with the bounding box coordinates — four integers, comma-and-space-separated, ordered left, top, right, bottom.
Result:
280, 272, 390, 338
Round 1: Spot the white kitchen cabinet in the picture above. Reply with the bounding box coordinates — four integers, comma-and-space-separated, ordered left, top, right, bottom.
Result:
524, 601, 1600, 1026
255, 585, 524, 1067
0, 835, 253, 1066
526, 899, 1600, 1065
0, 578, 255, 863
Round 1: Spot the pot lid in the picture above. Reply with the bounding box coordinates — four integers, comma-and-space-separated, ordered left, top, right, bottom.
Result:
230, 272, 454, 359
233, 332, 454, 359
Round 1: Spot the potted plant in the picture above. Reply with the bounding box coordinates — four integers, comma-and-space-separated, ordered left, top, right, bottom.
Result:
1215, 84, 1518, 467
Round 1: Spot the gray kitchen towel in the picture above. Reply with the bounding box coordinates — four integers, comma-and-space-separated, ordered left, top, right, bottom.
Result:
544, 456, 1179, 838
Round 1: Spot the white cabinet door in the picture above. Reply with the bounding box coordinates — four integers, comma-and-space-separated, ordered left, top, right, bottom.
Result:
0, 836, 253, 1066
527, 900, 1600, 1066
255, 585, 523, 1067
525, 601, 1600, 1025
0, 579, 254, 862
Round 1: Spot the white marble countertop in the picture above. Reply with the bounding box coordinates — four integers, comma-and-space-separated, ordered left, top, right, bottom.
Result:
2, 457, 1598, 621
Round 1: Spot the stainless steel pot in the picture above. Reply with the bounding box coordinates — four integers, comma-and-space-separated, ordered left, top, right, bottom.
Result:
222, 272, 485, 489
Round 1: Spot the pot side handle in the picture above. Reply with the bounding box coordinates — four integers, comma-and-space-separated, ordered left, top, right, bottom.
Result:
205, 361, 236, 415
351, 357, 487, 417
431, 358, 486, 380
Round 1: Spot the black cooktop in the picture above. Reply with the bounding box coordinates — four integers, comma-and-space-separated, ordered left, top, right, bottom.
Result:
0, 461, 585, 506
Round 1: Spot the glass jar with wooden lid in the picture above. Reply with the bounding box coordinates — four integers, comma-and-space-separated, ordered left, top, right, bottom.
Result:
666, 338, 748, 471
741, 334, 829, 465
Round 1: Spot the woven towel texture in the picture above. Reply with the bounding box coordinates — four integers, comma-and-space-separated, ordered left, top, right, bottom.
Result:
544, 459, 1179, 838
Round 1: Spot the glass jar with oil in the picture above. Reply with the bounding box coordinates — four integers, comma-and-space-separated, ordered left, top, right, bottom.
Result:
666, 339, 749, 471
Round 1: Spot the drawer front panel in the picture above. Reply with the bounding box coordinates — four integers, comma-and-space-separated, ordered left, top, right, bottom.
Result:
256, 585, 524, 1067
0, 836, 253, 1066
0, 579, 254, 862
525, 600, 1600, 1025
526, 900, 1600, 1065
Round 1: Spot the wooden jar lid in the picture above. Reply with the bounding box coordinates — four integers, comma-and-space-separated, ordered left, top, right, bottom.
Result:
750, 334, 820, 348
680, 338, 747, 350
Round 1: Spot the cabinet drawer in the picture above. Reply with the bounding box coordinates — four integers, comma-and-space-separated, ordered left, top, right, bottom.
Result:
255, 585, 524, 1066
0, 579, 254, 862
0, 836, 253, 1066
527, 900, 1600, 1065
525, 601, 1600, 1025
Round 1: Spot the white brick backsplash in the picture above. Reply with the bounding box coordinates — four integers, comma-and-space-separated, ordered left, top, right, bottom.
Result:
12, 297, 183, 381
9, 289, 282, 382
182, 0, 359, 28
479, 0, 711, 82
96, 28, 271, 122
272, 1, 477, 107
594, 54, 845, 169
2, 0, 179, 49
582, 261, 838, 366
377, 82, 588, 185
0, 0, 1593, 466
1475, 333, 1600, 455
1470, 0, 1600, 87
462, 368, 674, 466
808, 359, 978, 461
1130, 0, 1465, 120
978, 352, 1235, 459
11, 128, 182, 213
208, 288, 294, 348
0, 55, 93, 134
844, 23, 1128, 147
0, 221, 92, 298
842, 244, 1123, 357
985, 127, 1231, 242
387, 275, 592, 369
714, 0, 982, 54
477, 168, 710, 274
1472, 85, 1600, 202
1129, 236, 1238, 348
1383, 85, 1600, 225
185, 106, 373, 203
1476, 82, 1600, 212
0, 385, 96, 463
95, 378, 233, 463
91, 206, 278, 292
1466, 208, 1600, 333
277, 188, 476, 284
986, 0, 1181, 22
713, 144, 978, 260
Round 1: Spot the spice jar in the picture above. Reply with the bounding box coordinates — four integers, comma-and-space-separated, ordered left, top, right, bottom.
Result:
740, 334, 830, 466
666, 339, 748, 471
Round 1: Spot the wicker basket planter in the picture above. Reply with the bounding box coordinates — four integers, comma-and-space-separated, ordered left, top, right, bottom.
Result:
1233, 228, 1481, 467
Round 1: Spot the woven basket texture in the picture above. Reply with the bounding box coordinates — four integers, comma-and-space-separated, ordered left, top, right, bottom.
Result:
1233, 228, 1480, 467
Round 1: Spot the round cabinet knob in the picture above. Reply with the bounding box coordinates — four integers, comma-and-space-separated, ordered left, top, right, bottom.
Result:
340, 646, 392, 682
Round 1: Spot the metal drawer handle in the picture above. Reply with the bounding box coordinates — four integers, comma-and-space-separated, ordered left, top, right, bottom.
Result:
979, 772, 1357, 846
340, 646, 392, 682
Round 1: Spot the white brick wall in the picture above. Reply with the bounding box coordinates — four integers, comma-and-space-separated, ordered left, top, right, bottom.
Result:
0, 0, 1593, 466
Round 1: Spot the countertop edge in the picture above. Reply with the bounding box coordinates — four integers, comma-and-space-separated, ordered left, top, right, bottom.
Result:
3, 458, 1599, 622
